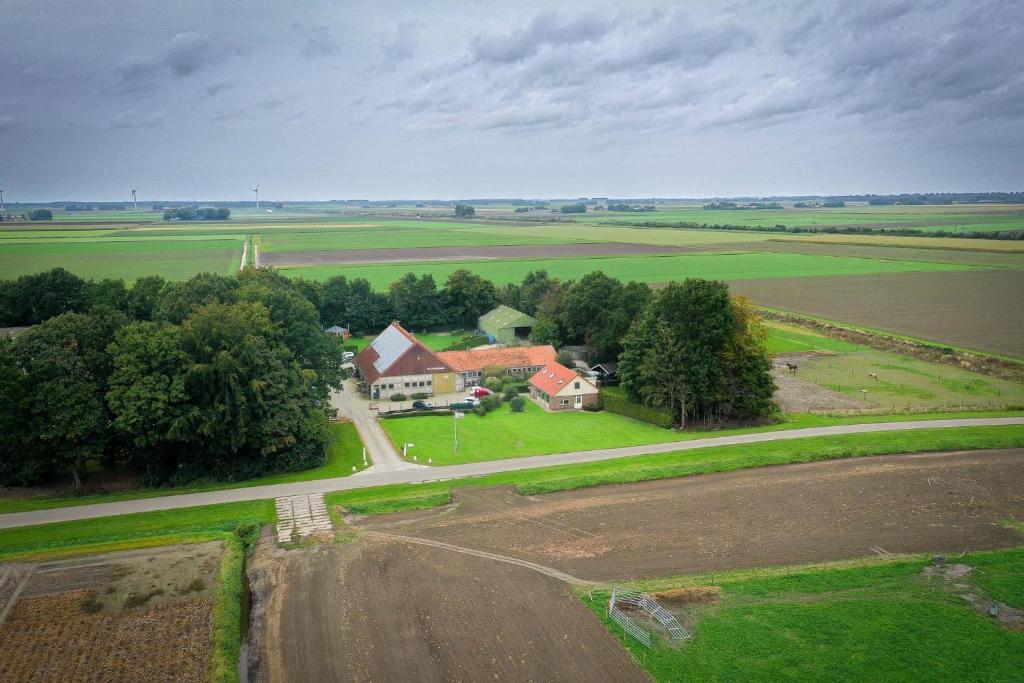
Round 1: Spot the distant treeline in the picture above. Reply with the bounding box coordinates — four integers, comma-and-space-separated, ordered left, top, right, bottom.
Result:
607, 220, 1024, 240
65, 204, 126, 211
703, 202, 784, 210
163, 207, 231, 221
607, 204, 656, 212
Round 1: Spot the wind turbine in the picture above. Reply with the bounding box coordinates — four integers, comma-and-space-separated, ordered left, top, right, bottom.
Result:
130, 186, 137, 211
0, 189, 5, 211
251, 184, 260, 210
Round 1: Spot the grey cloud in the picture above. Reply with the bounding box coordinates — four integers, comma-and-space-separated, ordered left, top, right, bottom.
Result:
292, 22, 339, 59
0, 115, 20, 133
381, 20, 421, 64
110, 109, 166, 129
842, 0, 916, 29
597, 16, 754, 73
117, 32, 223, 91
469, 11, 612, 64
206, 81, 235, 97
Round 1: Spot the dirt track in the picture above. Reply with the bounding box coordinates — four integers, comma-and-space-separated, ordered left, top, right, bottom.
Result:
262, 241, 693, 266
731, 269, 1024, 357
358, 449, 1024, 581
252, 538, 646, 682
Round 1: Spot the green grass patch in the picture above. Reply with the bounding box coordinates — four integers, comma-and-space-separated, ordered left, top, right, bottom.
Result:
0, 421, 366, 514
280, 251, 975, 288
0, 499, 274, 561
581, 548, 1024, 681
345, 329, 475, 352
764, 322, 869, 354
326, 424, 1024, 515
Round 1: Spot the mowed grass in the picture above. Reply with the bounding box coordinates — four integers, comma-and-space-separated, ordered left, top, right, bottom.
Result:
765, 322, 868, 354
327, 424, 1024, 514
0, 421, 366, 514
345, 329, 475, 352
796, 351, 1024, 412
279, 251, 975, 288
0, 238, 243, 280
582, 547, 1024, 682
259, 223, 578, 252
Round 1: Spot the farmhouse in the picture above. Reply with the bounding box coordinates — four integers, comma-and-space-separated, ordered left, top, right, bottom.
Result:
528, 362, 599, 411
438, 344, 556, 391
478, 305, 537, 343
353, 322, 457, 399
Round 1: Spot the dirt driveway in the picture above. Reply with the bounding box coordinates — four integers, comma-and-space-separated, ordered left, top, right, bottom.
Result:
357, 449, 1024, 581
249, 537, 646, 682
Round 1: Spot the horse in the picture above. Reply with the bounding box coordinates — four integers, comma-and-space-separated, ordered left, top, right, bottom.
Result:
786, 363, 798, 373
868, 373, 878, 381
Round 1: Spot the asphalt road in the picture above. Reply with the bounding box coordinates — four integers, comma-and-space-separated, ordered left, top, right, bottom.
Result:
1, 417, 1020, 530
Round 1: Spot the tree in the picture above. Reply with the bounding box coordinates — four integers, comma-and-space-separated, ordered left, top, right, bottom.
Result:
155, 272, 239, 323
320, 275, 351, 328
347, 278, 393, 334
560, 271, 648, 362
127, 275, 166, 321
518, 270, 557, 316
389, 273, 442, 330
559, 203, 586, 214
454, 204, 475, 218
442, 269, 497, 327
29, 208, 53, 220
88, 278, 129, 314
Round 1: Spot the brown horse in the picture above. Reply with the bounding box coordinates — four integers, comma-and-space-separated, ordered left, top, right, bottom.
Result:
786, 363, 798, 373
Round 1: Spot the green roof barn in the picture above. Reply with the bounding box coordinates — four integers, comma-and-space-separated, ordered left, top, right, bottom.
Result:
478, 305, 537, 343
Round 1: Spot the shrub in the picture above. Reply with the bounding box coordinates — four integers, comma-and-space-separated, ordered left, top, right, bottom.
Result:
502, 384, 519, 401
475, 394, 504, 416
410, 392, 429, 400
483, 376, 503, 391
509, 396, 526, 412
601, 386, 673, 428
390, 392, 407, 402
556, 349, 574, 366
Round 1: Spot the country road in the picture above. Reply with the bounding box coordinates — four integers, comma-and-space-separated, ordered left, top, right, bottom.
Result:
1, 417, 1021, 530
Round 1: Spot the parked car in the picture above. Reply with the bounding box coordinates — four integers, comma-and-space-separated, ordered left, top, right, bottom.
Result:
464, 396, 481, 406
472, 386, 493, 398
412, 400, 433, 410
342, 351, 355, 361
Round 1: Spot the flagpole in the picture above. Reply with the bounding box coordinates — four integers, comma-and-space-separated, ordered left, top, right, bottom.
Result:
453, 411, 459, 456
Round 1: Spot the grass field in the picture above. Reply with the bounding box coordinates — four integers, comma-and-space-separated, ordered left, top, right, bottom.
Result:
764, 322, 868, 354
0, 421, 365, 514
327, 424, 1024, 514
0, 237, 243, 280
258, 223, 579, 252
794, 351, 1024, 412
278, 251, 975, 288
344, 329, 475, 352
582, 547, 1024, 681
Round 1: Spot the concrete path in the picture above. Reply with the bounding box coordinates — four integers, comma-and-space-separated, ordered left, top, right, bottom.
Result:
275, 494, 331, 543
0, 417, 1021, 530
330, 381, 425, 474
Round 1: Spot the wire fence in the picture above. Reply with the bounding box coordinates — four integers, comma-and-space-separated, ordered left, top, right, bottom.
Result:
607, 586, 691, 649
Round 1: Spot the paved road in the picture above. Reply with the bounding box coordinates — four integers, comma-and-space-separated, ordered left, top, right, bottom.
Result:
330, 381, 424, 473
0, 417, 1020, 530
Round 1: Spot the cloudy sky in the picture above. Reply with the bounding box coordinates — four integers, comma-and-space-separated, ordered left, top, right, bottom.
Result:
1, 0, 1022, 200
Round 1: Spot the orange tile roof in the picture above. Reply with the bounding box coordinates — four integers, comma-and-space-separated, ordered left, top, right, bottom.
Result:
438, 345, 556, 373
528, 362, 591, 395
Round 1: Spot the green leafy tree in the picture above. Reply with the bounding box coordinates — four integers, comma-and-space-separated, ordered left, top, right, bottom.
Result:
518, 270, 557, 316
442, 269, 497, 327
126, 275, 167, 320
29, 208, 53, 220
389, 273, 442, 330
347, 278, 393, 333
454, 204, 475, 218
154, 272, 239, 323
88, 278, 129, 314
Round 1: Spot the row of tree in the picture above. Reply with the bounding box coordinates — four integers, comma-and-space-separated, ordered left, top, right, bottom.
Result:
1, 269, 344, 489
163, 207, 231, 221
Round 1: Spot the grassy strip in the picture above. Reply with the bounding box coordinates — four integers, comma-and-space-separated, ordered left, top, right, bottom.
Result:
326, 425, 1024, 515
0, 499, 274, 561
579, 547, 1024, 681
208, 524, 259, 683
0, 421, 366, 514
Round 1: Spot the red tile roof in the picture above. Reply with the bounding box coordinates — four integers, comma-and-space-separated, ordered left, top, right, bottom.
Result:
437, 345, 556, 373
528, 362, 592, 395
354, 322, 451, 384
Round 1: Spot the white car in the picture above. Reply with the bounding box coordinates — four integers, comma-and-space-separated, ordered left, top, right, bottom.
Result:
342, 351, 355, 361
464, 396, 480, 406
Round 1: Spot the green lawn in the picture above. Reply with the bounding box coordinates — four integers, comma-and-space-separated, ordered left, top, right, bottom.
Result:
327, 424, 1024, 515
583, 547, 1024, 682
259, 224, 578, 252
0, 421, 366, 514
795, 351, 1024, 412
345, 329, 476, 352
0, 237, 244, 280
765, 322, 869, 354
279, 252, 975, 288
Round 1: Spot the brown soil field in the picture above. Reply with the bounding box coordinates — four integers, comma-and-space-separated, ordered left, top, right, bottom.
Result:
248, 537, 646, 682
357, 449, 1024, 582
262, 241, 693, 266
771, 353, 868, 412
731, 269, 1024, 357
0, 542, 221, 682
752, 240, 1024, 268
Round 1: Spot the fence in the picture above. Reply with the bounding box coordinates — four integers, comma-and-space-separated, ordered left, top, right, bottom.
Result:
607, 586, 691, 649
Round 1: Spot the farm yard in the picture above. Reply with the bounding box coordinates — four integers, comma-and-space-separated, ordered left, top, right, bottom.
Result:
0, 542, 223, 681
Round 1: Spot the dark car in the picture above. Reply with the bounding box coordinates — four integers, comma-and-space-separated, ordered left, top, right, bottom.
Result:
412, 400, 433, 410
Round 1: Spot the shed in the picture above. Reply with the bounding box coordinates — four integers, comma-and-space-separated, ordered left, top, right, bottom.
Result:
478, 305, 537, 343
325, 325, 350, 340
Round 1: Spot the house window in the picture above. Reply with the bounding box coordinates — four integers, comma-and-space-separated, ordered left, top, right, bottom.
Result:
404, 382, 410, 388
574, 381, 580, 389
427, 379, 432, 385
560, 398, 570, 406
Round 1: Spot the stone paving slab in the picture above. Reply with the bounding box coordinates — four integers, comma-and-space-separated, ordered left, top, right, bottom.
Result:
275, 493, 332, 544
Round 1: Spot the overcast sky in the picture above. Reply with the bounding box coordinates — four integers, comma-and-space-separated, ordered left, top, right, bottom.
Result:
1, 0, 1022, 201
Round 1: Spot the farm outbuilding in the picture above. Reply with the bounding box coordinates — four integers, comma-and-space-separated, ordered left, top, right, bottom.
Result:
478, 305, 537, 343
353, 322, 456, 399
325, 325, 350, 340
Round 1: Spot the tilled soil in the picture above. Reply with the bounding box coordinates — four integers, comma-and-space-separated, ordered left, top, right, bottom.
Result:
730, 269, 1024, 357
254, 538, 647, 682
262, 241, 694, 266
358, 449, 1024, 582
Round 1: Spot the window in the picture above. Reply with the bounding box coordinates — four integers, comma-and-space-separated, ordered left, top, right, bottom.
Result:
560, 398, 570, 406
404, 382, 410, 388
426, 379, 432, 385
574, 381, 580, 389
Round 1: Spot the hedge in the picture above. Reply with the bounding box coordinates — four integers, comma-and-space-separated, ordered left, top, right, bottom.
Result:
600, 387, 674, 428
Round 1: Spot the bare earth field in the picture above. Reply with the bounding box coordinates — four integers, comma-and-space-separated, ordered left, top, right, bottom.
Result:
0, 542, 221, 682
731, 269, 1024, 357
771, 353, 869, 412
249, 537, 646, 682
357, 449, 1024, 582
262, 241, 694, 266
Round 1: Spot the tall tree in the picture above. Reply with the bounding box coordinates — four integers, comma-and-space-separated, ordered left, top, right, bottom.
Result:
126, 275, 166, 321
442, 269, 497, 327
389, 273, 442, 330
155, 272, 239, 323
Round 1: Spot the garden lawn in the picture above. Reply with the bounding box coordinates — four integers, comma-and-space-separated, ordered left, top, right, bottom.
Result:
279, 252, 975, 288
344, 329, 476, 352
582, 547, 1024, 682
327, 424, 1024, 515
0, 421, 366, 514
